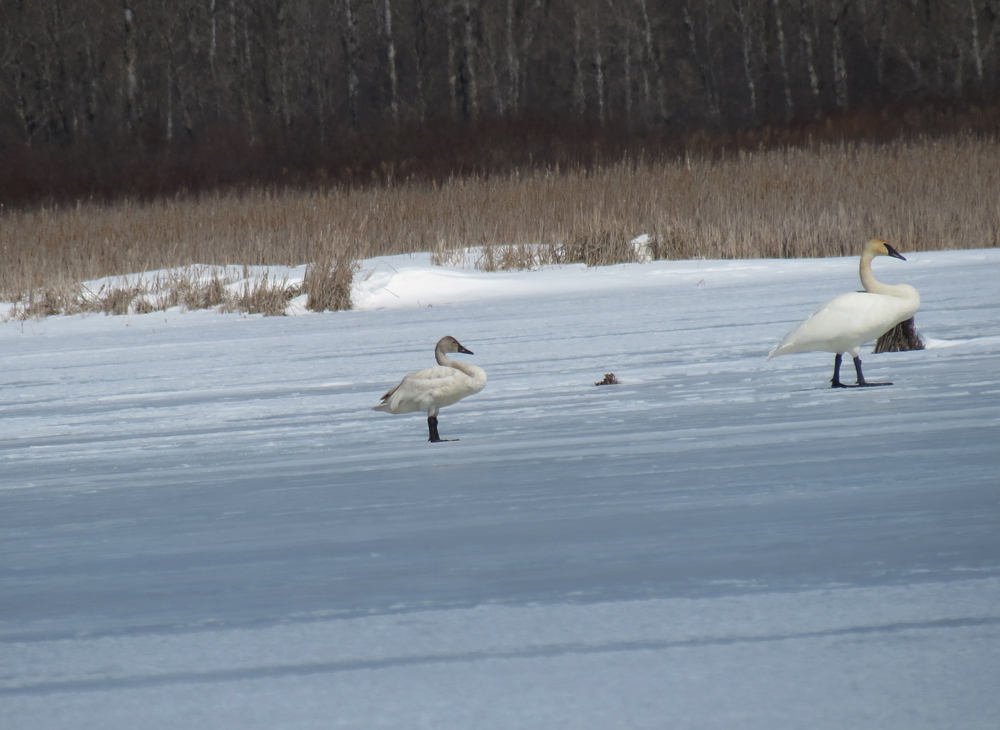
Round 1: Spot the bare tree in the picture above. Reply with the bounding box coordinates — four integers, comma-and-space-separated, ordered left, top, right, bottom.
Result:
384, 0, 399, 122
461, 0, 480, 119
636, 0, 667, 121
208, 0, 217, 70
122, 0, 141, 135
340, 0, 361, 126
683, 0, 722, 124
573, 7, 586, 117
771, 0, 794, 117
516, 0, 543, 116
2, 0, 999, 181
799, 0, 822, 112
593, 12, 605, 124
620, 15, 634, 125
505, 0, 519, 112
411, 0, 429, 122
829, 0, 851, 109
445, 0, 459, 118
732, 0, 761, 123
970, 0, 986, 81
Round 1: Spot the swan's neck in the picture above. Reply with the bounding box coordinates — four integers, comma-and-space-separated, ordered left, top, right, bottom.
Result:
448, 360, 483, 380
859, 253, 894, 296
435, 347, 456, 367
435, 348, 483, 381
859, 253, 919, 301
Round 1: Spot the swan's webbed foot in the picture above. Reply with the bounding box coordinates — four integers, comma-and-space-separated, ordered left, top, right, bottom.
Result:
831, 353, 893, 387
427, 416, 458, 443
852, 355, 892, 387
831, 354, 892, 387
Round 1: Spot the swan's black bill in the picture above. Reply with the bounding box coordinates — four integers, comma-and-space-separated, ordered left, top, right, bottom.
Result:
457, 345, 474, 355
885, 243, 906, 261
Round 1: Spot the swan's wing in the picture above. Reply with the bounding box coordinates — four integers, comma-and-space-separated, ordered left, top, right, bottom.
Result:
816, 292, 919, 345
770, 292, 915, 358
373, 366, 468, 413
398, 366, 463, 389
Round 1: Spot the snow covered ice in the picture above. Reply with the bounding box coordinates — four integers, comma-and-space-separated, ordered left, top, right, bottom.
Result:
2, 249, 999, 729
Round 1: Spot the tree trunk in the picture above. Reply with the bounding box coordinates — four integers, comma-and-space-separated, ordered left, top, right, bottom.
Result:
594, 21, 604, 125
875, 0, 889, 93
276, 0, 292, 130
970, 0, 985, 81
384, 0, 399, 123
241, 0, 255, 140
412, 0, 428, 122
341, 0, 360, 126
771, 0, 793, 118
733, 0, 758, 124
830, 1, 850, 110
44, 2, 72, 144
637, 0, 667, 121
82, 21, 99, 136
517, 0, 543, 116
874, 317, 925, 353
461, 0, 479, 120
166, 53, 174, 141
122, 0, 141, 135
799, 0, 821, 113
446, 1, 459, 118
505, 0, 519, 113
482, 19, 505, 115
683, 0, 721, 125
623, 25, 633, 127
573, 9, 585, 117
208, 0, 217, 69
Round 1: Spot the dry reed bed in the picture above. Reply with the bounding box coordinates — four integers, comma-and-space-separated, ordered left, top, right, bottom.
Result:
2, 136, 997, 317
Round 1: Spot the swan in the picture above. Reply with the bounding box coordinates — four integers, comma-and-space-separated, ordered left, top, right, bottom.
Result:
768, 238, 920, 388
373, 336, 487, 442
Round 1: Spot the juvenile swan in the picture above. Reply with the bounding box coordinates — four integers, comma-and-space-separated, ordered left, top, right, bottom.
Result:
373, 336, 487, 442
769, 238, 920, 387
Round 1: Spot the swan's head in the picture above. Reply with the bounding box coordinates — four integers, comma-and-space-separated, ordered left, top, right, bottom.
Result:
866, 238, 906, 261
437, 336, 474, 355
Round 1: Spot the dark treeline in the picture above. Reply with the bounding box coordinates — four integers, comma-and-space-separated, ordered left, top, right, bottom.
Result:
3, 0, 1000, 204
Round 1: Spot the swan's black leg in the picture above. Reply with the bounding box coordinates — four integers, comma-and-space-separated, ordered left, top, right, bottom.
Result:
428, 416, 442, 442
427, 416, 458, 442
831, 353, 847, 388
853, 355, 892, 387
853, 355, 867, 385
832, 353, 892, 388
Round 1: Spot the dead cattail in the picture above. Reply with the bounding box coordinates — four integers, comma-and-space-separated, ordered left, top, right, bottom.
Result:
874, 317, 926, 353
557, 229, 637, 268
304, 244, 358, 312
227, 273, 297, 316
98, 282, 146, 315
3, 136, 1000, 314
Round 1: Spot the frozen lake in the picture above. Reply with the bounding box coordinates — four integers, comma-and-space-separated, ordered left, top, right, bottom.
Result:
2, 249, 999, 728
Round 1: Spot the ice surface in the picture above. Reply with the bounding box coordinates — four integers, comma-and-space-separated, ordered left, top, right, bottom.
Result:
2, 249, 999, 728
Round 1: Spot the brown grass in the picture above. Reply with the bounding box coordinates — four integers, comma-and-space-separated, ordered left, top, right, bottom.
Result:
874, 318, 926, 353
2, 135, 999, 318
304, 243, 359, 312
225, 273, 300, 317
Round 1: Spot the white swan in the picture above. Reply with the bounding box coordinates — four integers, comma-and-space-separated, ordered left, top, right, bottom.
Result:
373, 336, 487, 442
769, 238, 920, 387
